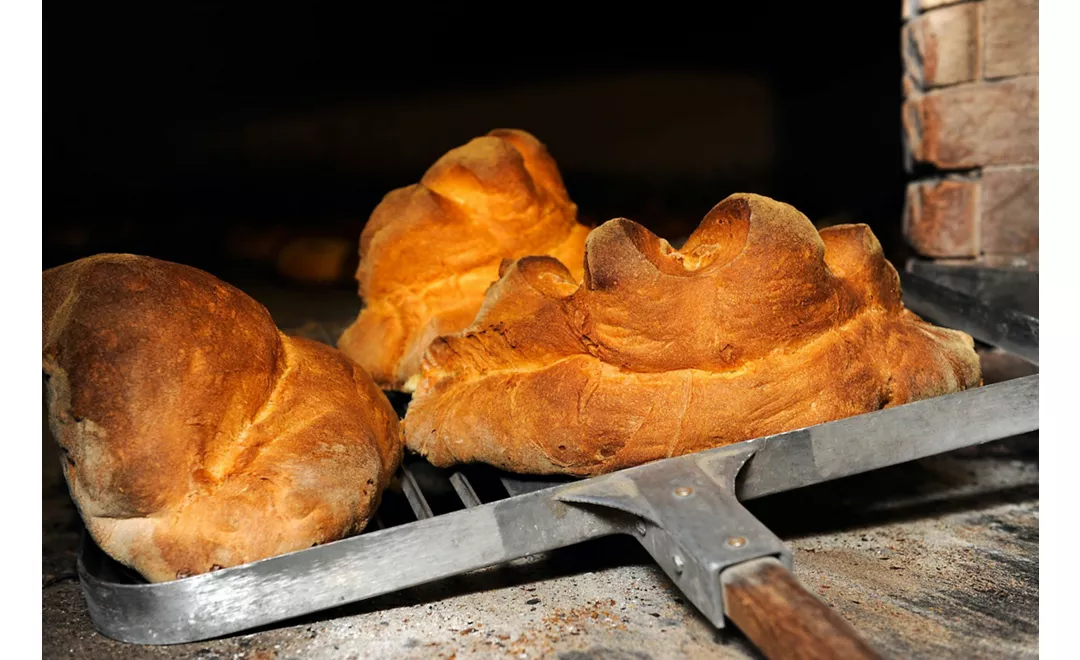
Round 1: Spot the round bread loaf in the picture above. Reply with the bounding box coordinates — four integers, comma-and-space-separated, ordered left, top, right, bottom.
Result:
337, 128, 592, 392
42, 254, 402, 582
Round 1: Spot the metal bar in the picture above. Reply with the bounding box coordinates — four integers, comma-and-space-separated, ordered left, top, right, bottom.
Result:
905, 261, 1038, 318
79, 486, 626, 645
399, 466, 434, 520
736, 373, 1038, 501
899, 270, 1039, 365
449, 472, 482, 508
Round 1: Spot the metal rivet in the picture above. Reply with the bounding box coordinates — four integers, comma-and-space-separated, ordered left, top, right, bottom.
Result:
673, 486, 693, 497
672, 554, 685, 575
727, 536, 747, 548
636, 521, 647, 536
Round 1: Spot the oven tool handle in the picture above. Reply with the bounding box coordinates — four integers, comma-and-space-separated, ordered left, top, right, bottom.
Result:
721, 557, 884, 660
557, 442, 885, 660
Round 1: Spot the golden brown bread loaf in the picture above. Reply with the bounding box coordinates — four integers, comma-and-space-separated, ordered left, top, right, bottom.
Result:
337, 129, 592, 392
42, 254, 402, 582
403, 193, 983, 476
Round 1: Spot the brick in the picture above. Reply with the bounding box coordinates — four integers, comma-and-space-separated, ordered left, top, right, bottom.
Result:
903, 76, 1038, 169
984, 0, 1038, 78
981, 167, 1038, 255
902, 70, 919, 100
902, 96, 920, 168
904, 176, 980, 258
903, 2, 982, 88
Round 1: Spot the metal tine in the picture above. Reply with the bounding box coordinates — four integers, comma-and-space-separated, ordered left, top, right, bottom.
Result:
398, 466, 434, 520
449, 472, 483, 508
500, 475, 570, 497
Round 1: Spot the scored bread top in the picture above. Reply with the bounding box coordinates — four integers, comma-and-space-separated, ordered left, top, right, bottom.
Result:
404, 193, 982, 476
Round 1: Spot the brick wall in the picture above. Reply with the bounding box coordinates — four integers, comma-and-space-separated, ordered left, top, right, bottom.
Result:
901, 0, 1038, 269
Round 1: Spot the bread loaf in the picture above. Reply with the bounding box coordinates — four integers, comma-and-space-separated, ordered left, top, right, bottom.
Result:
337, 129, 592, 392
404, 193, 982, 476
42, 254, 402, 582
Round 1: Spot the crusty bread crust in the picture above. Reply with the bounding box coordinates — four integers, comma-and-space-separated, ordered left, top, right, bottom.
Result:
404, 193, 982, 476
43, 254, 402, 582
337, 129, 591, 391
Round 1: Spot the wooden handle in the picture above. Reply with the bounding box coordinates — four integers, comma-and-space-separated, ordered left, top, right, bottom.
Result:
721, 557, 884, 660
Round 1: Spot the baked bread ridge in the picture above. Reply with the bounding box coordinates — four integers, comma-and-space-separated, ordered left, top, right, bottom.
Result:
337, 128, 592, 392
43, 253, 403, 582
403, 193, 982, 476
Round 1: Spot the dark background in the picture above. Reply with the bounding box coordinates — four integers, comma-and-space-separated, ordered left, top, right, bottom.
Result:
45, 4, 909, 292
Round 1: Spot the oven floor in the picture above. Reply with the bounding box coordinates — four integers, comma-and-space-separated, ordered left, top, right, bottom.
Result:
42, 287, 1039, 659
